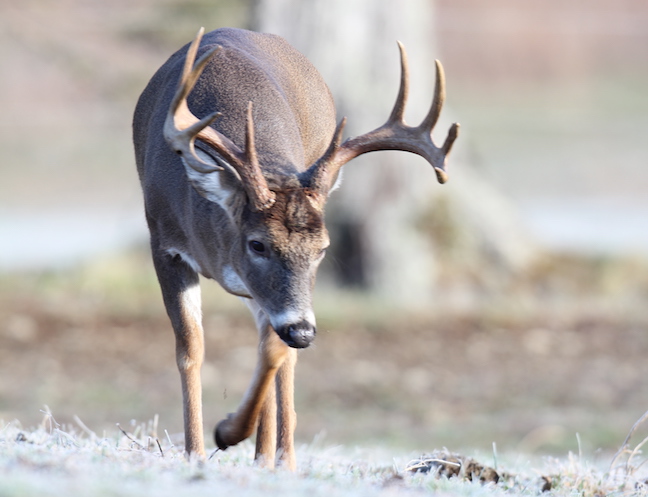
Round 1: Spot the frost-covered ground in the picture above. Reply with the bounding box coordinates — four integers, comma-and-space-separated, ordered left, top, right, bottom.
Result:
1, 414, 646, 497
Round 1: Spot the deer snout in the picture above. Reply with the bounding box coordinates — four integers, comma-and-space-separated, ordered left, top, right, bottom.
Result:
276, 320, 316, 348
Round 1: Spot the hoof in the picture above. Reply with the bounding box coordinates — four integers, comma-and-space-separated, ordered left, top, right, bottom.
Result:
214, 419, 231, 450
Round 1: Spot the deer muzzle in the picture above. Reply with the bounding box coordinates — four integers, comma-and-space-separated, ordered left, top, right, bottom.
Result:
275, 320, 316, 348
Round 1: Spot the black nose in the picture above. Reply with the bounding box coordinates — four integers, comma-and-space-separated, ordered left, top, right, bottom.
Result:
276, 320, 316, 348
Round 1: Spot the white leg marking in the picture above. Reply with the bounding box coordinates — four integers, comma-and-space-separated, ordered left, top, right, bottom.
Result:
177, 280, 203, 370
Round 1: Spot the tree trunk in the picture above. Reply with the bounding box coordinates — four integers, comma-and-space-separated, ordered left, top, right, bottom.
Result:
251, 0, 537, 305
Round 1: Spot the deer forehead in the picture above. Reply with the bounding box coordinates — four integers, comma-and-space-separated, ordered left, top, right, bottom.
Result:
247, 189, 328, 248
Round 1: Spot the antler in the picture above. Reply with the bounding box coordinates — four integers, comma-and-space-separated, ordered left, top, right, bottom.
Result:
309, 42, 460, 194
163, 27, 276, 211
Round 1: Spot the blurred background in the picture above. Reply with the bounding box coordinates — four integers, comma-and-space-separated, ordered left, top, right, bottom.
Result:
1, 0, 647, 456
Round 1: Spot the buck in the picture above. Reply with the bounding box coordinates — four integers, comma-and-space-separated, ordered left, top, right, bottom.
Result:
133, 27, 458, 469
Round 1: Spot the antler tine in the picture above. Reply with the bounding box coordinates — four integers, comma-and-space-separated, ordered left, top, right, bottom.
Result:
164, 28, 275, 211
418, 60, 446, 132
178, 46, 220, 107
242, 102, 276, 211
442, 122, 460, 156
174, 111, 223, 173
244, 101, 259, 167
387, 42, 410, 125
181, 27, 204, 87
307, 118, 347, 195
169, 28, 214, 122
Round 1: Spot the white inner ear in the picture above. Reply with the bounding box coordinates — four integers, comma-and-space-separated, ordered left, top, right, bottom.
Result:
328, 168, 343, 195
165, 247, 202, 274
182, 149, 237, 209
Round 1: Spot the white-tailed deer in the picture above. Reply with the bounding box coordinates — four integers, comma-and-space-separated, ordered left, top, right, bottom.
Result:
133, 27, 458, 469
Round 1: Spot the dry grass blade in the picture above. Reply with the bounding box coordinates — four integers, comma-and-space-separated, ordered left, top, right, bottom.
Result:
608, 409, 648, 489
73, 415, 97, 439
609, 409, 648, 470
626, 434, 648, 472
116, 423, 145, 449
156, 438, 164, 457
164, 429, 175, 450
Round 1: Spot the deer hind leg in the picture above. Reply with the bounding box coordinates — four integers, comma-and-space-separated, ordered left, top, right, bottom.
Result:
214, 306, 290, 458
151, 240, 205, 458
276, 348, 297, 470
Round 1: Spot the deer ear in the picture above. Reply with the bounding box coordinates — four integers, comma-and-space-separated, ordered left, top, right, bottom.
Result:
182, 148, 245, 213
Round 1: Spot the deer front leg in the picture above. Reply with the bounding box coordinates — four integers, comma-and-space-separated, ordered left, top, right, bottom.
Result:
252, 338, 297, 470
151, 241, 205, 458
276, 348, 297, 470
214, 320, 289, 454
255, 379, 277, 468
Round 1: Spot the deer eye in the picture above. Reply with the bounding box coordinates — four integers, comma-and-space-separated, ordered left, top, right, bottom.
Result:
248, 240, 266, 254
